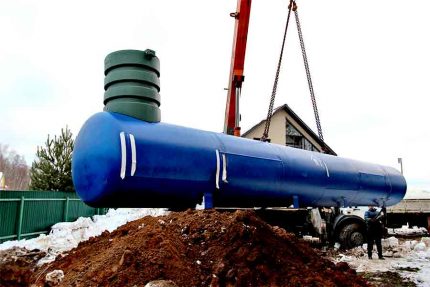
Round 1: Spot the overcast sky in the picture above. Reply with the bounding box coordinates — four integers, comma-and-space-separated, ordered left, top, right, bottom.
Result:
0, 0, 428, 190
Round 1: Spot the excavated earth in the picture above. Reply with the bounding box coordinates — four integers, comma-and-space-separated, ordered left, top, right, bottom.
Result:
2, 210, 371, 287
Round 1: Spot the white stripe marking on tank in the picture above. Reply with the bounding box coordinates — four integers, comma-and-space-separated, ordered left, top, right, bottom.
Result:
311, 155, 330, 177
215, 150, 220, 189
222, 154, 228, 183
129, 133, 136, 176
120, 132, 126, 179
322, 160, 330, 177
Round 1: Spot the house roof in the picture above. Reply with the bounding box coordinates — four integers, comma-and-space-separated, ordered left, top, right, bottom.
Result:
242, 104, 337, 155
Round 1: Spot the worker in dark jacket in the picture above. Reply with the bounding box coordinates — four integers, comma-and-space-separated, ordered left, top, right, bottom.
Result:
364, 206, 385, 259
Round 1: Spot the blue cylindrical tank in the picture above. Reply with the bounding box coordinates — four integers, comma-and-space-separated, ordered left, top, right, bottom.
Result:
72, 112, 406, 208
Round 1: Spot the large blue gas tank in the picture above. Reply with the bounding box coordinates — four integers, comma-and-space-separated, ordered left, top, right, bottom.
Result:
72, 112, 406, 208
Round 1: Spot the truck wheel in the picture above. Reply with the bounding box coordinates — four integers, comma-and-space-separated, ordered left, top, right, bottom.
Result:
338, 223, 365, 249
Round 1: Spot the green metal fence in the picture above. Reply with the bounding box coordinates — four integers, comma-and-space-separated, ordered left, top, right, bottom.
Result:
0, 190, 107, 243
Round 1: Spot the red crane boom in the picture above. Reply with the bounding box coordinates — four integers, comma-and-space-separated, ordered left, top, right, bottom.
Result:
223, 0, 252, 136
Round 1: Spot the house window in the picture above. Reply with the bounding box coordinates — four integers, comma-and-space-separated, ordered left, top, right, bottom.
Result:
285, 120, 318, 152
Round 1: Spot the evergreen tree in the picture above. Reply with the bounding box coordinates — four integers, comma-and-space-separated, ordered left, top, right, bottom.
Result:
30, 127, 74, 192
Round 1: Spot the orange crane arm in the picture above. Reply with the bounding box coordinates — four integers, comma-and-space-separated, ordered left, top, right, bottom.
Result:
223, 0, 252, 136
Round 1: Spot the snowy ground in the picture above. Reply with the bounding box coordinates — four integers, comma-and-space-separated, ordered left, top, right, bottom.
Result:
0, 208, 169, 265
333, 236, 430, 286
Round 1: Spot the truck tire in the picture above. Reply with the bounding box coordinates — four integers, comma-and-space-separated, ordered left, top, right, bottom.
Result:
338, 223, 365, 249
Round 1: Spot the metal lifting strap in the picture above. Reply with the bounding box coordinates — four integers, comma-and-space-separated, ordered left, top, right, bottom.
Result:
261, 0, 294, 141
293, 1, 324, 141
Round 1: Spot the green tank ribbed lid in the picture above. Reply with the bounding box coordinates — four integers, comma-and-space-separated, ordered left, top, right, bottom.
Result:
103, 49, 161, 122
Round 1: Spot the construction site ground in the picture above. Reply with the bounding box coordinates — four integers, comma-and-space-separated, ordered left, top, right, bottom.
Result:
0, 209, 425, 286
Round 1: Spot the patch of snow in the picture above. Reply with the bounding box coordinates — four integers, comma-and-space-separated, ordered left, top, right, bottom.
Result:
195, 196, 205, 210
45, 270, 64, 285
421, 237, 430, 247
144, 280, 177, 287
388, 224, 428, 237
0, 208, 168, 264
302, 235, 320, 243
414, 242, 427, 252
382, 236, 399, 248
332, 237, 430, 286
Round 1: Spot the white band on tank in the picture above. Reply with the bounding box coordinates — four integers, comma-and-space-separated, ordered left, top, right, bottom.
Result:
129, 134, 137, 176
120, 132, 126, 179
215, 150, 220, 189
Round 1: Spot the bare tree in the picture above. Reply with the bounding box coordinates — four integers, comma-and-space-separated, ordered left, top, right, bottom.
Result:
0, 144, 30, 190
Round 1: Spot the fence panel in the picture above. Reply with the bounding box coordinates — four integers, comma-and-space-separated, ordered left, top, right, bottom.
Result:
0, 200, 20, 240
67, 199, 99, 221
0, 190, 107, 243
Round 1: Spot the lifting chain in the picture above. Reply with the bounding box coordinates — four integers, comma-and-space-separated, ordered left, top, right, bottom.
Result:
293, 2, 324, 141
261, 0, 294, 141
262, 0, 324, 142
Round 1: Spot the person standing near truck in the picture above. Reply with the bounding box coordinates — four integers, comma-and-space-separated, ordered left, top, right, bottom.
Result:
365, 206, 385, 259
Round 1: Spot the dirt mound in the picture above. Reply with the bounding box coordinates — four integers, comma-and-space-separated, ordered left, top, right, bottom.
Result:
0, 247, 46, 287
27, 209, 369, 287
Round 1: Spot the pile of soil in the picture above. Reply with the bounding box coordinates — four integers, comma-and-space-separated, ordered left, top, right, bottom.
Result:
32, 209, 370, 287
0, 247, 46, 286
362, 271, 417, 287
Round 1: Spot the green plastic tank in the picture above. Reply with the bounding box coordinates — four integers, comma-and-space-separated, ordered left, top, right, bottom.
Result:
103, 49, 161, 122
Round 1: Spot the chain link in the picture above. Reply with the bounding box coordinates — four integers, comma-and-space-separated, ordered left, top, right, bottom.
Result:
293, 4, 324, 141
261, 1, 294, 141
262, 0, 324, 144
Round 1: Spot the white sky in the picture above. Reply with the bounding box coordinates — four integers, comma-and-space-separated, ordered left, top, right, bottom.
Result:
0, 0, 428, 190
